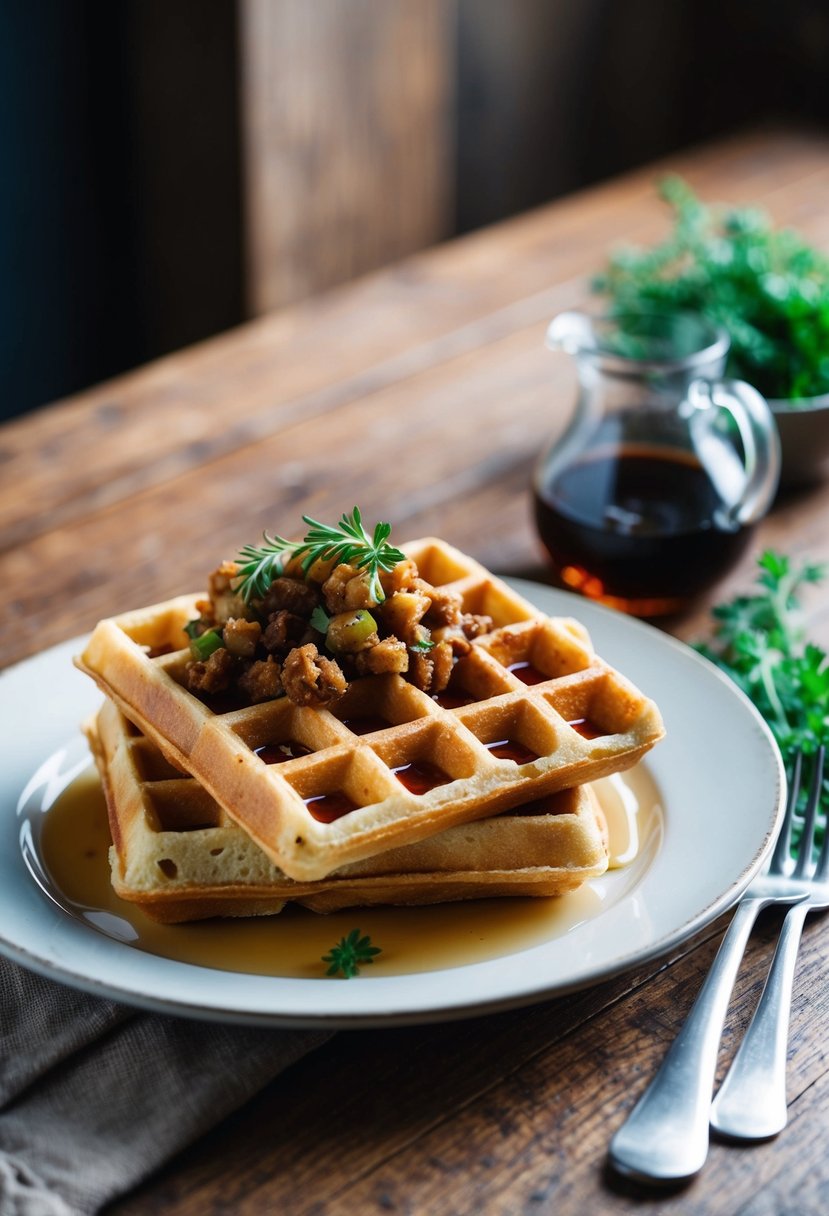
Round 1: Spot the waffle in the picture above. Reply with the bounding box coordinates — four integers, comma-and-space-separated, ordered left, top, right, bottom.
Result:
87, 699, 610, 923
75, 537, 664, 881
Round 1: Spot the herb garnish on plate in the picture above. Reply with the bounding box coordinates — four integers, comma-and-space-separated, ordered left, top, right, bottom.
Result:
696, 551, 829, 830
594, 177, 829, 401
322, 929, 382, 979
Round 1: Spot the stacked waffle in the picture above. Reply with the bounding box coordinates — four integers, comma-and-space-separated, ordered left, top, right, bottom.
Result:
76, 537, 665, 923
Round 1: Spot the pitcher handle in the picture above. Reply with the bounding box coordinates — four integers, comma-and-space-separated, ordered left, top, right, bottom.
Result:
545, 311, 595, 355
686, 378, 781, 525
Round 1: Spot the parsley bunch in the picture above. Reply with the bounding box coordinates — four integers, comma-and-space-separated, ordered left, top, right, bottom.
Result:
696, 552, 829, 824
594, 177, 829, 401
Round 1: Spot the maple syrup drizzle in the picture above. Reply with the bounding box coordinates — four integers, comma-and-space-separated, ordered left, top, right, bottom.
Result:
566, 717, 606, 740
255, 740, 312, 764
486, 738, 539, 764
303, 790, 358, 823
432, 690, 475, 710
147, 643, 175, 659
507, 661, 547, 685
391, 760, 452, 795
340, 715, 392, 736
195, 690, 246, 716
31, 764, 661, 979
593, 773, 645, 868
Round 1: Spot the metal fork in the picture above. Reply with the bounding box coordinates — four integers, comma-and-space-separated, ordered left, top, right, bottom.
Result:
710, 745, 828, 1140
608, 747, 822, 1185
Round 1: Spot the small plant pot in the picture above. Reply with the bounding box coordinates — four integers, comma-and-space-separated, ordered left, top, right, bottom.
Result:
771, 394, 829, 488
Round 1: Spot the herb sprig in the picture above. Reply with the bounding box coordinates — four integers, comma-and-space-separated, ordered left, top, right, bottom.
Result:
594, 177, 829, 400
696, 551, 829, 831
322, 929, 382, 979
234, 508, 406, 605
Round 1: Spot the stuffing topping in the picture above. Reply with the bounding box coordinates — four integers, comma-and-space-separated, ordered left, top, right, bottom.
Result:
281, 644, 348, 707
182, 510, 494, 708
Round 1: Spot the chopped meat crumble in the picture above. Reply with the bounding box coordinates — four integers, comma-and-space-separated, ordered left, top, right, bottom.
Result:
183, 551, 493, 708
281, 644, 348, 707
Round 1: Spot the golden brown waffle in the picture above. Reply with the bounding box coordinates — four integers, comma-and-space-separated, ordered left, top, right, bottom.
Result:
76, 538, 664, 881
87, 699, 609, 923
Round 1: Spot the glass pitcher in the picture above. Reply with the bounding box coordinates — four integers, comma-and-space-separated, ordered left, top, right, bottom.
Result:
533, 311, 780, 616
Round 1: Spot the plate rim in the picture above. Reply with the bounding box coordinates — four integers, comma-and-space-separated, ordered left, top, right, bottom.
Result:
0, 583, 786, 1027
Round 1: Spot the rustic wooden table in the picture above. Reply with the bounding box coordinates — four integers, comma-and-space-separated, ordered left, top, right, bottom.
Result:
3, 129, 829, 1215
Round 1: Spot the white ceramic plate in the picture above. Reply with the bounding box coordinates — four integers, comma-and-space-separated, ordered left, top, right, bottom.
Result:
0, 582, 785, 1027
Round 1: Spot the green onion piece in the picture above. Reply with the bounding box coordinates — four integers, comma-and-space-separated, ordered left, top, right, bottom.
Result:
325, 609, 378, 653
189, 628, 225, 661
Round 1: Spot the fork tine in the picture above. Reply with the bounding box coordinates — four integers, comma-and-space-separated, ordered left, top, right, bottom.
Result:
811, 747, 829, 881
770, 749, 802, 874
793, 745, 825, 878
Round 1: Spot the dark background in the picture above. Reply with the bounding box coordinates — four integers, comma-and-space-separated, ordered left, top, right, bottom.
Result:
3, 0, 828, 422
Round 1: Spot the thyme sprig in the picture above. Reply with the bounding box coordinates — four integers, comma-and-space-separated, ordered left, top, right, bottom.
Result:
234, 508, 405, 604
322, 929, 382, 979
235, 534, 295, 603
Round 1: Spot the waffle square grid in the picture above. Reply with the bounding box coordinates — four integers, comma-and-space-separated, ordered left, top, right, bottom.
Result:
87, 699, 610, 923
76, 538, 664, 881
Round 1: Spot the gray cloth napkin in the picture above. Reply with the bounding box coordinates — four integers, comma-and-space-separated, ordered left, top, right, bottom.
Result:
0, 958, 332, 1216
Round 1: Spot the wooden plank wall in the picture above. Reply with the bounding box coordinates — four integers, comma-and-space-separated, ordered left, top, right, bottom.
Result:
239, 0, 456, 314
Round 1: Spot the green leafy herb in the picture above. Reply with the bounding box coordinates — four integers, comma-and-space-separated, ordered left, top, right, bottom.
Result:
696, 551, 829, 832
594, 177, 829, 400
322, 929, 382, 978
310, 605, 331, 634
234, 508, 406, 605
298, 509, 406, 603
235, 534, 296, 603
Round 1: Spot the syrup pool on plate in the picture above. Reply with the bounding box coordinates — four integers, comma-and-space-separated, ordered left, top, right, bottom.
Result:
28, 764, 662, 979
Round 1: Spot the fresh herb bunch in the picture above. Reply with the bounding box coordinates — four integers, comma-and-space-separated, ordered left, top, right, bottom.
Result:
322, 929, 382, 979
696, 551, 829, 828
594, 177, 829, 400
235, 507, 406, 605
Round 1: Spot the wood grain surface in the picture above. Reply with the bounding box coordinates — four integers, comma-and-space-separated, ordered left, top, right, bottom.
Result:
239, 0, 455, 314
4, 128, 829, 1215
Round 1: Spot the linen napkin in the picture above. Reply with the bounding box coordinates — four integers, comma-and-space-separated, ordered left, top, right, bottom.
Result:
0, 957, 332, 1216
